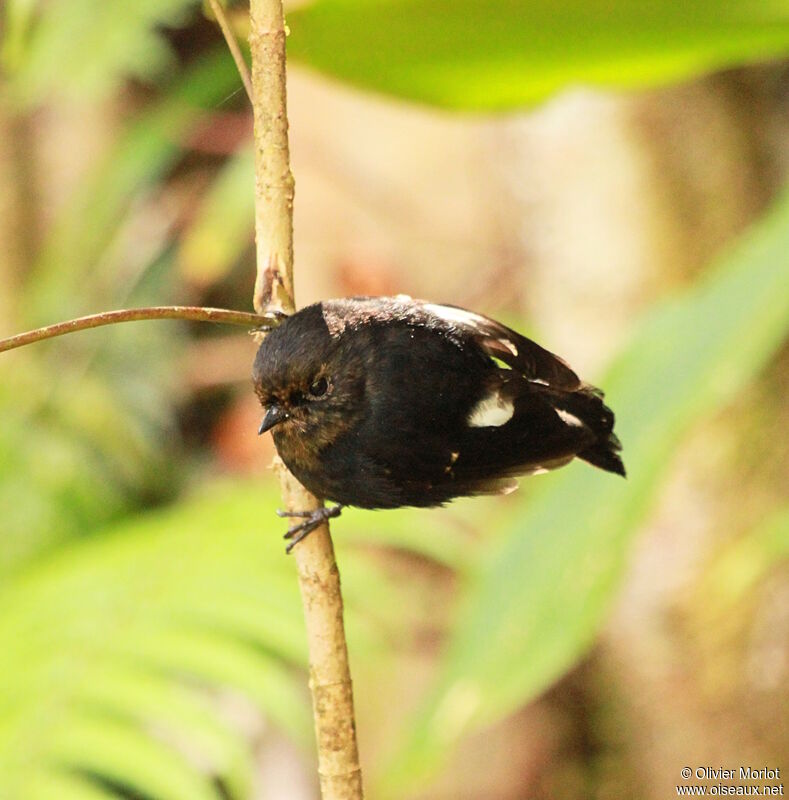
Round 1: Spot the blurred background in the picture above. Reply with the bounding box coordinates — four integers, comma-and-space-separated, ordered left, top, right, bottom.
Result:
1, 1, 788, 798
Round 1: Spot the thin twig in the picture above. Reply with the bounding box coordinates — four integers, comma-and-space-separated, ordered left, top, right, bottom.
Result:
207, 0, 253, 102
248, 1, 364, 797
0, 306, 276, 353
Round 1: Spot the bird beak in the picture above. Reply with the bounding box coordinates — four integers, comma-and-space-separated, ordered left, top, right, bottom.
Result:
258, 404, 289, 434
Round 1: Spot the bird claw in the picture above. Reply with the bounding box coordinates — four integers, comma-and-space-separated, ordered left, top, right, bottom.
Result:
279, 505, 344, 553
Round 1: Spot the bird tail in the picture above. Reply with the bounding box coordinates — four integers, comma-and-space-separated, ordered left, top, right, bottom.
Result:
554, 385, 626, 477
578, 431, 626, 476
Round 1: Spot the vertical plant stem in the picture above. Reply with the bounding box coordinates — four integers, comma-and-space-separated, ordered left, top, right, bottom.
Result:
249, 0, 295, 317
248, 2, 364, 798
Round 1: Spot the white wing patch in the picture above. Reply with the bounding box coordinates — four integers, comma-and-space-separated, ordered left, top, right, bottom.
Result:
555, 408, 584, 428
424, 303, 485, 330
424, 303, 520, 357
468, 389, 515, 428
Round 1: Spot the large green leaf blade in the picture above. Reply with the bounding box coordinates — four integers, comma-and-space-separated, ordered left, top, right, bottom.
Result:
27, 772, 123, 800
382, 188, 789, 792
0, 483, 310, 800
47, 713, 223, 800
0, 476, 476, 798
287, 0, 789, 110
75, 663, 255, 800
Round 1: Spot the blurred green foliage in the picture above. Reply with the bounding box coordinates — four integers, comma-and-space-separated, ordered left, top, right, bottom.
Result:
178, 146, 255, 286
0, 46, 241, 573
381, 184, 789, 795
2, 0, 198, 107
692, 504, 789, 632
24, 49, 240, 324
0, 481, 470, 798
287, 0, 789, 110
3, 209, 788, 793
1, 0, 788, 798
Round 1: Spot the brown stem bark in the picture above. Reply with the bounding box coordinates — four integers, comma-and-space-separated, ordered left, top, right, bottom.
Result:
0, 306, 272, 353
248, 1, 364, 798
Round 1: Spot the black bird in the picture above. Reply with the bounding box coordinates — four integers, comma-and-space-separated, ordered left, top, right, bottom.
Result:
253, 296, 624, 551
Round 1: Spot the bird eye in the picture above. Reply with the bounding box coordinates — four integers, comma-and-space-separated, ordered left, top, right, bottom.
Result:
309, 376, 329, 397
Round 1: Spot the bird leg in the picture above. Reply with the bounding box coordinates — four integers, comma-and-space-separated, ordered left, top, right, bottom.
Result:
276, 505, 344, 553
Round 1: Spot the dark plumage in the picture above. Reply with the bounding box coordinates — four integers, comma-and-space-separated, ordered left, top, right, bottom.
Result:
253, 296, 624, 550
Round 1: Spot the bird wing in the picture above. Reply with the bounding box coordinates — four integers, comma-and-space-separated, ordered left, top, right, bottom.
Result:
419, 302, 581, 391
321, 295, 581, 390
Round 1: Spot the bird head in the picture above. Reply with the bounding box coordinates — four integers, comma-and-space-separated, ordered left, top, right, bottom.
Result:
252, 304, 366, 448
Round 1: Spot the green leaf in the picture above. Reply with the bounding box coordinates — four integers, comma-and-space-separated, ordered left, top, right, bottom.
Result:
24, 47, 240, 324
0, 482, 311, 800
0, 0, 38, 76
0, 51, 243, 574
178, 146, 256, 285
0, 362, 156, 573
693, 504, 789, 616
3, 0, 199, 107
47, 714, 224, 800
381, 186, 789, 792
75, 663, 255, 800
26, 771, 123, 800
0, 476, 472, 799
287, 0, 789, 110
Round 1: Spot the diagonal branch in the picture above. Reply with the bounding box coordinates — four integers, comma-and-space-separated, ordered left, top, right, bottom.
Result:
207, 0, 253, 102
248, 1, 364, 798
0, 306, 276, 353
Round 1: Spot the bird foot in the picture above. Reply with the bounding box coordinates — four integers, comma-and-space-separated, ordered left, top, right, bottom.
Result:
277, 505, 344, 553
